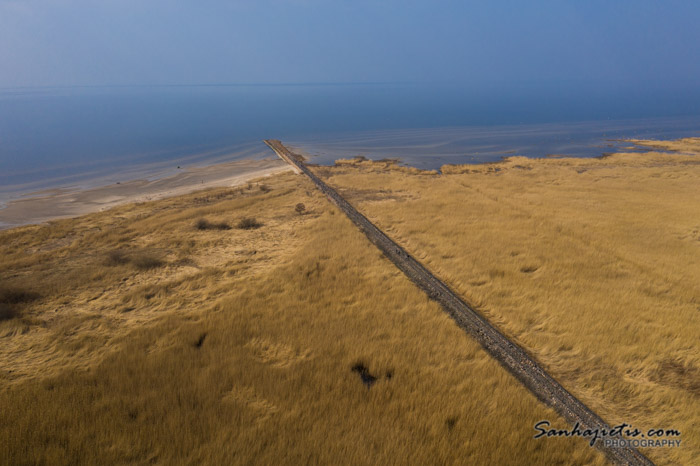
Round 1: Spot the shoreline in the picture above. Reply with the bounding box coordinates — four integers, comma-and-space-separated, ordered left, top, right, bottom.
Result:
1, 135, 698, 464
2, 136, 696, 231
0, 157, 292, 230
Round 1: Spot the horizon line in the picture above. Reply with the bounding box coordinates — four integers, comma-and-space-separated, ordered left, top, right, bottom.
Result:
0, 81, 420, 91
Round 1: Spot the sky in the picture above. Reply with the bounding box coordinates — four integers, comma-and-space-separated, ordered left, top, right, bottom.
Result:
1, 0, 699, 89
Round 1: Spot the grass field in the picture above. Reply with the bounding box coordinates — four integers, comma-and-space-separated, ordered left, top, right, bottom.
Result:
314, 138, 700, 465
0, 174, 602, 463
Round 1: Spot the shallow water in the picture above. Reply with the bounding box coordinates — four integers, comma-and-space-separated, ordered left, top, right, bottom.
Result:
290, 118, 700, 169
1, 84, 699, 202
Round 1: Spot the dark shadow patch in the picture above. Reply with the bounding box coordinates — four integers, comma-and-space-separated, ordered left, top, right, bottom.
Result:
520, 265, 539, 273
195, 218, 231, 230
385, 369, 393, 380
104, 249, 130, 266
446, 416, 458, 431
131, 253, 165, 270
351, 363, 377, 388
0, 304, 19, 321
653, 358, 700, 396
194, 333, 207, 349
305, 261, 322, 278
0, 287, 41, 321
41, 380, 55, 391
106, 249, 165, 270
173, 257, 197, 267
0, 287, 40, 305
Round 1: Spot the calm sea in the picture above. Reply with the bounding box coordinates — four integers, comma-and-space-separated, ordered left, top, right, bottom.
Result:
1, 83, 699, 202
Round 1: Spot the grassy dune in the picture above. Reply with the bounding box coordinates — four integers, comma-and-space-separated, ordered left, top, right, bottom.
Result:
0, 175, 602, 463
315, 139, 700, 465
629, 137, 700, 154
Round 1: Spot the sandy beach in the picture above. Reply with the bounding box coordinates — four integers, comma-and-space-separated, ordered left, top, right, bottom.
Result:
0, 157, 292, 229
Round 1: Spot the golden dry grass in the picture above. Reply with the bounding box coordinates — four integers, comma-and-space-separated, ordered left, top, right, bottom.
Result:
315, 143, 700, 465
629, 136, 700, 154
0, 173, 602, 464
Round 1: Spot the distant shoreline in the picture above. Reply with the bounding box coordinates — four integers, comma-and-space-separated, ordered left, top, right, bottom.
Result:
0, 158, 292, 230
2, 135, 697, 230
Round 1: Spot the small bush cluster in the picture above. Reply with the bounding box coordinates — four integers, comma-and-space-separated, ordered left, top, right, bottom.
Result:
0, 287, 41, 321
195, 218, 231, 231
105, 250, 130, 266
0, 287, 41, 305
0, 304, 19, 321
236, 217, 263, 230
104, 250, 165, 270
131, 254, 165, 270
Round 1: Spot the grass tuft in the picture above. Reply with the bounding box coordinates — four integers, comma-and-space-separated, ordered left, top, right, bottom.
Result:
236, 217, 262, 230
104, 249, 165, 269
131, 253, 165, 270
105, 250, 129, 266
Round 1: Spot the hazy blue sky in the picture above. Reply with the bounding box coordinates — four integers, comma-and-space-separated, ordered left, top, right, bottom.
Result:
1, 0, 699, 89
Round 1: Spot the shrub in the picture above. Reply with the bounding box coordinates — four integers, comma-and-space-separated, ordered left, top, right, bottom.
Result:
236, 217, 262, 230
0, 304, 19, 321
259, 184, 271, 193
131, 253, 165, 270
295, 203, 306, 215
104, 249, 166, 270
105, 250, 129, 266
0, 287, 40, 322
195, 219, 231, 230
0, 287, 41, 304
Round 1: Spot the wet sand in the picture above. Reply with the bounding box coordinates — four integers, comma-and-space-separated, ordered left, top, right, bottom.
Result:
0, 158, 292, 229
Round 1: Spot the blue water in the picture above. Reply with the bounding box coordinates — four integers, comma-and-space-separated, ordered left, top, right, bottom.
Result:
1, 83, 699, 201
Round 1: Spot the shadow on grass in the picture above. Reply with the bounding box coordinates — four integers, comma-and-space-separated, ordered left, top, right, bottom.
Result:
104, 250, 166, 270
0, 287, 41, 321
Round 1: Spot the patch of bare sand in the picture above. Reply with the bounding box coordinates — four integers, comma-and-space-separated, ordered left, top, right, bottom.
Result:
0, 158, 292, 229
